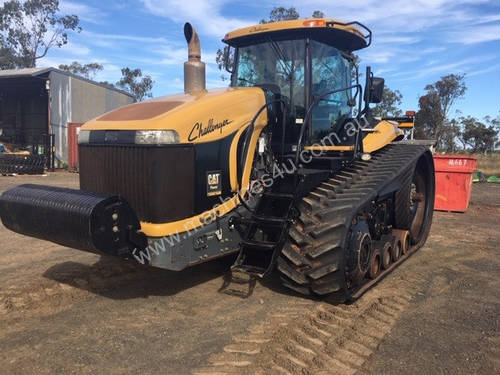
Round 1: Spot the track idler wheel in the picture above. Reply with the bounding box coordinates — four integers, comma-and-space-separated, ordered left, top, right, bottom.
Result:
395, 151, 435, 247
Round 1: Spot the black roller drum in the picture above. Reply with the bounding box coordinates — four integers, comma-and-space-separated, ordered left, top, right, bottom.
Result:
0, 184, 147, 257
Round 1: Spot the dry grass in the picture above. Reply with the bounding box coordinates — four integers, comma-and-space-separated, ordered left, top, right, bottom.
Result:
475, 153, 500, 176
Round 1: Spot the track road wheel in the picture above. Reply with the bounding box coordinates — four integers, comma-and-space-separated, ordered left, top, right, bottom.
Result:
381, 242, 392, 270
368, 249, 381, 279
395, 153, 435, 246
391, 239, 402, 262
401, 231, 410, 255
346, 220, 372, 286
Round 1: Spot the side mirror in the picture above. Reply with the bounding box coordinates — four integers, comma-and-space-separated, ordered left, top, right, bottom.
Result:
368, 77, 384, 103
363, 67, 385, 105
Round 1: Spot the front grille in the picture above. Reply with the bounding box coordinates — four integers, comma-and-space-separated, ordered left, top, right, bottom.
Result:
79, 145, 195, 223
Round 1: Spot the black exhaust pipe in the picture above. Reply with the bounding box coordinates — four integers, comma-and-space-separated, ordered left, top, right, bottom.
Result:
0, 184, 147, 257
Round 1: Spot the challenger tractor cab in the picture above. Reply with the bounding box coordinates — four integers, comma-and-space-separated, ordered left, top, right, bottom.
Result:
0, 19, 435, 302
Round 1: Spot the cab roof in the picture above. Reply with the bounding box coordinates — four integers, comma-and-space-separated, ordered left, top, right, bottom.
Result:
223, 18, 371, 51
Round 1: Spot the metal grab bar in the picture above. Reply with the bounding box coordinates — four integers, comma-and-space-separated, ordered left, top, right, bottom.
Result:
326, 21, 373, 47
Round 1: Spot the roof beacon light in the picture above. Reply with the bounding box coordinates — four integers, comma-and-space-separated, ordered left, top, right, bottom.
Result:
303, 19, 326, 27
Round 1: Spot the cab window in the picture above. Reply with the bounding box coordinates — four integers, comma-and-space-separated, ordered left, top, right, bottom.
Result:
310, 41, 352, 143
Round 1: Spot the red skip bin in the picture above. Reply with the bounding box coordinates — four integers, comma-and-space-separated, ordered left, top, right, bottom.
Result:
433, 155, 477, 212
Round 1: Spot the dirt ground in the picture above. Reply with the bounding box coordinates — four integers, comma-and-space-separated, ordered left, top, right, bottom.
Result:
0, 172, 498, 375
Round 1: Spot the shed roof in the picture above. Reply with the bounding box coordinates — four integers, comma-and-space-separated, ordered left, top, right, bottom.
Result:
0, 67, 133, 98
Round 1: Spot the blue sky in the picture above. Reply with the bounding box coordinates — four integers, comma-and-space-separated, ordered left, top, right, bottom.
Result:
37, 0, 500, 119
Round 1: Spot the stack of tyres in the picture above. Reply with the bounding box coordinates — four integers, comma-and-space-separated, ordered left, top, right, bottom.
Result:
0, 154, 46, 175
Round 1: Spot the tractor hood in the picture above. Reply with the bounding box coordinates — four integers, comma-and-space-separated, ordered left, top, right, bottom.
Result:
82, 87, 268, 144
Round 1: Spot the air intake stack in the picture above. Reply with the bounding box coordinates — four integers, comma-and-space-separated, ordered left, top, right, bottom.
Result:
184, 22, 206, 94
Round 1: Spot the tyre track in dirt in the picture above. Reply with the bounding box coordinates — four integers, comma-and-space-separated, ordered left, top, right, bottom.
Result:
192, 275, 425, 375
191, 216, 500, 375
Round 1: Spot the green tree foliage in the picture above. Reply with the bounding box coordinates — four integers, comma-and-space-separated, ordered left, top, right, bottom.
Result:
116, 67, 153, 102
414, 73, 497, 153
371, 87, 403, 118
215, 45, 234, 81
440, 118, 462, 153
312, 10, 325, 18
0, 0, 80, 69
98, 81, 117, 90
260, 7, 299, 24
57, 64, 154, 100
458, 115, 499, 153
58, 61, 103, 80
414, 74, 466, 149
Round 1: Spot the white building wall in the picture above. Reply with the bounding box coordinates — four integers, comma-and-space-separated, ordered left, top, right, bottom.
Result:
48, 71, 71, 166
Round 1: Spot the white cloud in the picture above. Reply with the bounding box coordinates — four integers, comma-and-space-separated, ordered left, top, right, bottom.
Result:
155, 46, 188, 65
391, 55, 496, 81
375, 35, 420, 44
419, 46, 446, 54
374, 68, 396, 75
93, 64, 123, 83
140, 0, 253, 37
467, 62, 500, 77
83, 30, 172, 45
470, 13, 500, 24
301, 1, 488, 22
360, 50, 395, 64
63, 41, 91, 56
59, 1, 105, 24
37, 42, 93, 68
449, 23, 500, 44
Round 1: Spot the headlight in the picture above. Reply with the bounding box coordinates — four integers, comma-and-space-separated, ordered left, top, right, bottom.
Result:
78, 130, 90, 144
134, 130, 180, 144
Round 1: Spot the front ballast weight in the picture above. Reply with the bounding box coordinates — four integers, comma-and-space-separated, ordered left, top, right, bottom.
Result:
0, 184, 147, 257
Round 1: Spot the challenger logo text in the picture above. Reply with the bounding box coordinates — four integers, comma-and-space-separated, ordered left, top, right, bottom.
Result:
188, 118, 233, 141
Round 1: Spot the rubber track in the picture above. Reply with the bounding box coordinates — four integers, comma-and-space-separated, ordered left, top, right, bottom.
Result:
277, 144, 429, 302
394, 162, 415, 231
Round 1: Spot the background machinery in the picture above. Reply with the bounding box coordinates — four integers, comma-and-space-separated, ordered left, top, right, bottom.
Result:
0, 18, 435, 302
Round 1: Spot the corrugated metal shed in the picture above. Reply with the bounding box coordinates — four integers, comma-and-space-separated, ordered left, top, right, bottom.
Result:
0, 67, 131, 95
0, 67, 134, 166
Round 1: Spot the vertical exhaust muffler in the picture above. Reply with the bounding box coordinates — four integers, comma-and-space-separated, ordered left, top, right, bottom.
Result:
184, 22, 206, 94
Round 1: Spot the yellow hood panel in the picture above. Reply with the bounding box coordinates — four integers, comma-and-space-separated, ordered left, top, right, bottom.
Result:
82, 87, 268, 143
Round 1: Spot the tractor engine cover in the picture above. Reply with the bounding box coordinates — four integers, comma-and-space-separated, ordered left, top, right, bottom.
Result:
0, 184, 147, 257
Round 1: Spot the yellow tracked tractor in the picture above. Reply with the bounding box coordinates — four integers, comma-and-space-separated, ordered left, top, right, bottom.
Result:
0, 18, 435, 302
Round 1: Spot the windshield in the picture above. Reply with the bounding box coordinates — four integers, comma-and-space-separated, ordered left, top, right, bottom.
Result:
233, 39, 306, 117
232, 39, 352, 144
310, 41, 352, 142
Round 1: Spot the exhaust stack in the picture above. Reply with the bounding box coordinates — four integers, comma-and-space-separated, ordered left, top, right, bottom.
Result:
184, 22, 206, 94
